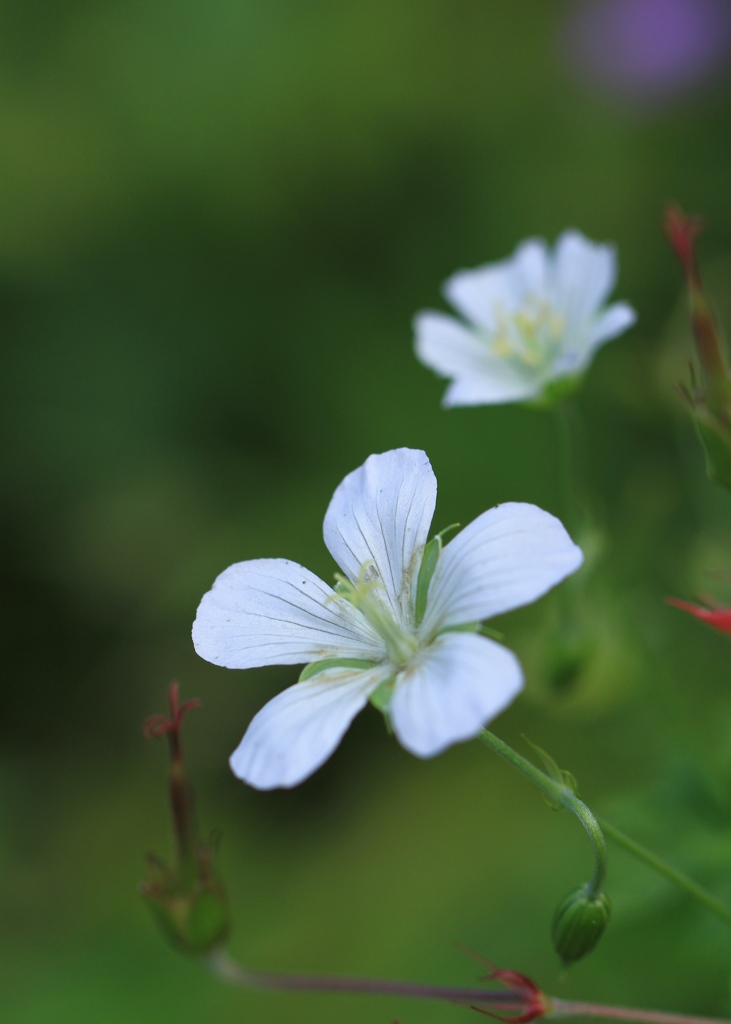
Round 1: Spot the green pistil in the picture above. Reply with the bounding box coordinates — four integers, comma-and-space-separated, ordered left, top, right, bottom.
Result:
334, 569, 417, 668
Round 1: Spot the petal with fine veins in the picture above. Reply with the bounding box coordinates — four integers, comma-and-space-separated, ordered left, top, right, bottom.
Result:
390, 633, 523, 757
230, 664, 391, 789
422, 503, 583, 632
193, 558, 383, 669
323, 448, 436, 628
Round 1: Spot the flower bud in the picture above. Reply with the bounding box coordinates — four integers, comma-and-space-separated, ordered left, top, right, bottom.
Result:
551, 884, 611, 967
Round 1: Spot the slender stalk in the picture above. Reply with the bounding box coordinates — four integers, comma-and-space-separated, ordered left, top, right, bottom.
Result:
554, 405, 580, 537
551, 998, 729, 1024
207, 949, 731, 1024
596, 817, 731, 927
479, 729, 608, 896
206, 948, 533, 1008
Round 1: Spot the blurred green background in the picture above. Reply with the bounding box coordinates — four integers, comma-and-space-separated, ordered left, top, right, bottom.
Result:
4, 1, 731, 1021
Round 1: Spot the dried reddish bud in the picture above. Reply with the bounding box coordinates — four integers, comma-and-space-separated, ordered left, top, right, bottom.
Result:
664, 204, 731, 490
666, 597, 731, 635
664, 205, 703, 284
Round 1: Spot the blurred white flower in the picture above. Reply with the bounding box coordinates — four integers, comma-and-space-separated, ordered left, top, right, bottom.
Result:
193, 449, 583, 789
414, 230, 636, 407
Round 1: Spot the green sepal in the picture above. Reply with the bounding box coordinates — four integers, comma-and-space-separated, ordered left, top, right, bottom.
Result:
414, 524, 461, 626
435, 522, 461, 543
369, 677, 396, 712
441, 621, 481, 635
140, 851, 230, 957
299, 658, 376, 682
522, 735, 579, 810
415, 537, 442, 626
525, 374, 583, 410
477, 623, 505, 641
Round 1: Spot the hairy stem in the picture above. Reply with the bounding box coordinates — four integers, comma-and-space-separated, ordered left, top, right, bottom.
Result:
479, 730, 731, 927
479, 729, 608, 896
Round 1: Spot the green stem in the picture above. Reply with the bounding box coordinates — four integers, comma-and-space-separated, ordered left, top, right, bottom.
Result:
479, 730, 731, 928
554, 404, 581, 537
479, 730, 607, 896
596, 817, 731, 927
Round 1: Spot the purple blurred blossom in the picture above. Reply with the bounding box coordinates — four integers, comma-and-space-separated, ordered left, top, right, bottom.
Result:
564, 0, 731, 103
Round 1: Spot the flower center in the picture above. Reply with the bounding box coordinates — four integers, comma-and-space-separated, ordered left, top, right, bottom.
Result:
489, 296, 565, 369
334, 564, 419, 668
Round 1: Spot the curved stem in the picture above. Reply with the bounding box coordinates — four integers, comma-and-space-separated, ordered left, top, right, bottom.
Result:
479, 729, 607, 896
596, 817, 731, 927
479, 730, 731, 928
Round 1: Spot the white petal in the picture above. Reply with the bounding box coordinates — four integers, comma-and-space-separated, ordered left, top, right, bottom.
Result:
442, 373, 541, 408
230, 664, 391, 789
390, 633, 523, 758
193, 558, 383, 669
414, 311, 540, 407
589, 301, 637, 350
554, 231, 617, 324
444, 239, 549, 328
511, 238, 551, 296
323, 449, 436, 628
444, 262, 516, 328
422, 503, 583, 632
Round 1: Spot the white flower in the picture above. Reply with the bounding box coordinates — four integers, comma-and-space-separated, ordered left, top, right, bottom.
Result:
414, 230, 636, 407
193, 448, 583, 789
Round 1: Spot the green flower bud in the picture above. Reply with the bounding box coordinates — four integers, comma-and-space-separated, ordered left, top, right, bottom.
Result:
141, 848, 230, 957
551, 884, 611, 967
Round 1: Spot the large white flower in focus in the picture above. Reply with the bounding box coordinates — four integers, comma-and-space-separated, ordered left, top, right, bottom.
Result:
193, 449, 583, 789
414, 230, 636, 407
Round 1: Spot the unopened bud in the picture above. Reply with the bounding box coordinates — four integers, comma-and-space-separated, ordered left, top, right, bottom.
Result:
551, 884, 610, 967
